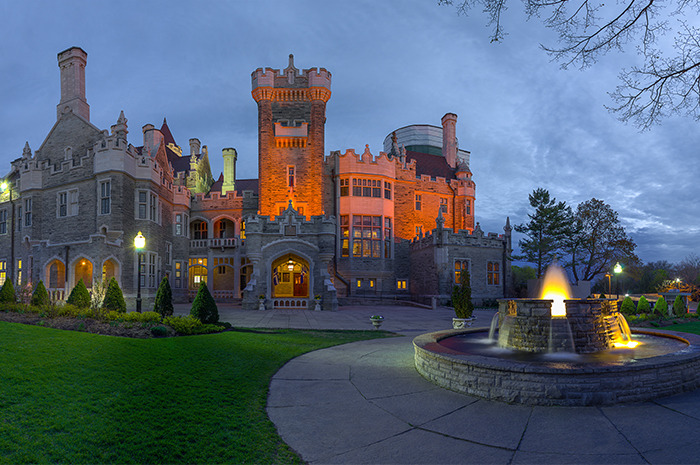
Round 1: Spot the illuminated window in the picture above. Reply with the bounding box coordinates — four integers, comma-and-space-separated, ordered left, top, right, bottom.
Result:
0, 260, 6, 285
356, 278, 362, 288
455, 260, 469, 284
396, 280, 407, 290
488, 262, 500, 285
340, 215, 349, 257
16, 259, 22, 285
369, 279, 375, 288
440, 198, 448, 214
288, 166, 295, 188
415, 194, 421, 210
174, 261, 182, 288
240, 220, 245, 240
352, 215, 382, 258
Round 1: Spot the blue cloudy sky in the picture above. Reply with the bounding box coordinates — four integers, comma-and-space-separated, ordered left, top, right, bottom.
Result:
1, 0, 698, 265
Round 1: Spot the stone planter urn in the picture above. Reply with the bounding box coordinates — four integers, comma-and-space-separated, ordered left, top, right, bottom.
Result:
258, 296, 266, 311
370, 316, 384, 330
452, 317, 475, 329
314, 296, 321, 311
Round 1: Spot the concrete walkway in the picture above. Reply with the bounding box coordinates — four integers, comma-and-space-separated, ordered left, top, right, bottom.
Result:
183, 304, 700, 464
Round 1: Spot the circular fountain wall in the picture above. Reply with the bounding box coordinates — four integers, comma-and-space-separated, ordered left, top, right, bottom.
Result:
414, 299, 700, 406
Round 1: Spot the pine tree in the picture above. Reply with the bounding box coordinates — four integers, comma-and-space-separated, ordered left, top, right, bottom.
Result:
637, 295, 651, 313
620, 296, 636, 315
673, 295, 686, 317
452, 270, 474, 318
0, 279, 16, 303
30, 280, 50, 307
654, 296, 668, 317
102, 278, 126, 313
153, 276, 174, 318
66, 279, 91, 308
190, 282, 219, 324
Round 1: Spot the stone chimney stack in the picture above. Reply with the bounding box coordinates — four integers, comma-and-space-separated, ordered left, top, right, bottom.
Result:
441, 113, 458, 168
221, 147, 237, 195
57, 47, 90, 121
142, 124, 164, 157
189, 138, 201, 156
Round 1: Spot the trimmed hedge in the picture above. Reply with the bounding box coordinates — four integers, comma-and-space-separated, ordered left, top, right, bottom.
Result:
0, 280, 16, 303
190, 282, 219, 324
102, 278, 126, 313
153, 276, 174, 318
31, 280, 50, 307
66, 279, 91, 308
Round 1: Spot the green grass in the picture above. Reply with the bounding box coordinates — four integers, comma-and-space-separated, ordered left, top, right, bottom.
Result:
663, 320, 700, 335
0, 322, 392, 464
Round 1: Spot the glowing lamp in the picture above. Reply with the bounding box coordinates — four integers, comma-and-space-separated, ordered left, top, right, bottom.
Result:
0, 182, 7, 191
134, 231, 145, 250
613, 262, 622, 274
287, 257, 294, 272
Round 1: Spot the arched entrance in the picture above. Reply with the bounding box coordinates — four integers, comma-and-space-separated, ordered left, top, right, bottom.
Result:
74, 258, 93, 289
272, 254, 309, 308
46, 259, 66, 301
102, 258, 119, 283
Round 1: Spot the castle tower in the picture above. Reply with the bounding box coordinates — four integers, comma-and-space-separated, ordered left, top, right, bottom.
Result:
57, 47, 90, 121
221, 147, 237, 195
441, 113, 458, 168
251, 54, 331, 218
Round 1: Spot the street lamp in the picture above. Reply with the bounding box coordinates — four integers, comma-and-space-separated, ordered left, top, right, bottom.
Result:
613, 262, 623, 300
134, 231, 145, 313
0, 182, 15, 284
605, 273, 612, 297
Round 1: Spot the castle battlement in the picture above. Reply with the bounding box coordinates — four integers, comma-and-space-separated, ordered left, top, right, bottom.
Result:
251, 54, 331, 91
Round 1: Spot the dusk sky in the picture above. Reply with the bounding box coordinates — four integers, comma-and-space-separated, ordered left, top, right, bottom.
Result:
2, 1, 698, 267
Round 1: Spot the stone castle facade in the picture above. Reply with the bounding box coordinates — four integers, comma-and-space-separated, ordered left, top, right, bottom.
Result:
0, 48, 512, 310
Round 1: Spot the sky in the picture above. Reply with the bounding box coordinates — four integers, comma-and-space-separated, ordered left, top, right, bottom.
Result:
1, 0, 698, 267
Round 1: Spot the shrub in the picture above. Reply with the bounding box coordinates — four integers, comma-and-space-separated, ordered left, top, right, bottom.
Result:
164, 315, 202, 335
153, 276, 174, 318
150, 325, 169, 337
637, 295, 651, 313
90, 278, 108, 311
654, 296, 668, 317
673, 295, 687, 317
599, 293, 607, 299
452, 270, 474, 319
102, 278, 126, 313
0, 280, 16, 303
620, 296, 636, 315
66, 279, 91, 308
190, 282, 219, 324
30, 280, 50, 307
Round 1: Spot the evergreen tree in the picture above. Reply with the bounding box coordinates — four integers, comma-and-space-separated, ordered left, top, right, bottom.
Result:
30, 280, 50, 307
637, 295, 651, 313
673, 295, 687, 317
0, 279, 16, 303
654, 296, 668, 317
102, 278, 126, 313
66, 279, 91, 308
514, 188, 574, 278
153, 276, 174, 318
190, 282, 219, 324
452, 270, 474, 318
620, 296, 636, 315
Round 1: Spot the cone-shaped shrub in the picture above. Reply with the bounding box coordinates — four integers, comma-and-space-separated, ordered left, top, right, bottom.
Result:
600, 293, 607, 299
190, 282, 218, 324
452, 270, 474, 319
637, 295, 651, 313
621, 296, 636, 315
0, 279, 16, 303
30, 280, 50, 307
673, 295, 687, 317
654, 296, 668, 316
153, 276, 174, 318
66, 279, 91, 308
102, 277, 126, 313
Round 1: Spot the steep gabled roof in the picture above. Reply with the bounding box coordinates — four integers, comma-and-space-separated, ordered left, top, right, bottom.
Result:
235, 178, 259, 195
405, 150, 455, 180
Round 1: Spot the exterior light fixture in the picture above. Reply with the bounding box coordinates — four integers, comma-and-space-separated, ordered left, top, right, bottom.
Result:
287, 256, 294, 272
134, 231, 145, 312
613, 262, 623, 300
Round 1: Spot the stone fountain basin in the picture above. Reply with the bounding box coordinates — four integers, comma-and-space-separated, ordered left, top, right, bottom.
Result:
414, 328, 700, 406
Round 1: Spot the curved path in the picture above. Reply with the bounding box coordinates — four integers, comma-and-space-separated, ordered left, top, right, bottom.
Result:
266, 317, 700, 464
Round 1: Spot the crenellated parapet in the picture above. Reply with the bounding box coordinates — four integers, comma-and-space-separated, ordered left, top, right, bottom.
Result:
410, 222, 508, 251
251, 54, 331, 103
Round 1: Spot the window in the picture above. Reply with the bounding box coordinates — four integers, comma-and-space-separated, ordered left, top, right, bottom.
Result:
149, 192, 157, 222
397, 280, 407, 290
356, 278, 362, 288
59, 189, 79, 217
384, 181, 391, 199
340, 178, 349, 197
58, 192, 67, 217
384, 218, 392, 258
16, 259, 22, 285
174, 261, 183, 288
488, 261, 500, 285
175, 213, 183, 236
466, 199, 471, 215
0, 210, 6, 235
352, 215, 382, 258
194, 221, 208, 240
0, 261, 6, 285
415, 225, 423, 237
69, 189, 78, 216
351, 178, 384, 197
440, 198, 448, 214
165, 242, 172, 265
240, 220, 245, 240
148, 253, 157, 288
288, 166, 295, 188
455, 260, 469, 284
137, 191, 160, 223
99, 180, 111, 215
16, 206, 21, 231
415, 194, 422, 210
369, 279, 375, 288
352, 179, 362, 197
340, 215, 349, 257
24, 198, 31, 227
138, 191, 147, 219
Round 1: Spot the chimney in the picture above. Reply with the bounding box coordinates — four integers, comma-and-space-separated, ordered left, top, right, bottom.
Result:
57, 47, 90, 121
221, 148, 237, 195
441, 113, 458, 168
142, 124, 163, 157
189, 138, 201, 156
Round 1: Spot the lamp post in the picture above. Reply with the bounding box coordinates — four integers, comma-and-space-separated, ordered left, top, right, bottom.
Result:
1, 182, 15, 284
613, 262, 623, 300
134, 231, 145, 313
605, 273, 612, 297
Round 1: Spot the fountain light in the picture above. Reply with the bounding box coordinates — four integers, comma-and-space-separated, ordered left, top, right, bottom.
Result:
540, 263, 572, 317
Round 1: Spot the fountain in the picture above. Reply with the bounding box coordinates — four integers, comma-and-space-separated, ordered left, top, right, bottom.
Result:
414, 264, 700, 406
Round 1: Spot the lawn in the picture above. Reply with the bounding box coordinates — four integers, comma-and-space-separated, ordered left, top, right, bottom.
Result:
662, 320, 700, 335
0, 322, 392, 464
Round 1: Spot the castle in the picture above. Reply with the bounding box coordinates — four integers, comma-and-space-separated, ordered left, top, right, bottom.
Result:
0, 48, 512, 310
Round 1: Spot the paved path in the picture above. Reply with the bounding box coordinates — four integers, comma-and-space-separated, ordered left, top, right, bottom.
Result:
181, 304, 700, 464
